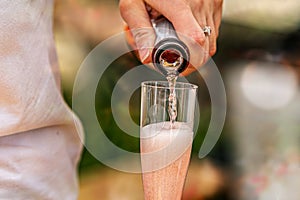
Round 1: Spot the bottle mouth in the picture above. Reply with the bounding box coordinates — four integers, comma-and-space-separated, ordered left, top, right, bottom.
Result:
159, 49, 183, 68
152, 38, 190, 76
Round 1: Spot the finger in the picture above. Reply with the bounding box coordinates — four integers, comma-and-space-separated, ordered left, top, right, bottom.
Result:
119, 0, 155, 63
194, 5, 216, 60
207, 17, 217, 56
180, 65, 197, 76
213, 12, 222, 38
145, 4, 161, 19
119, 0, 151, 32
145, 0, 205, 45
192, 11, 210, 66
203, 33, 210, 64
124, 25, 136, 50
213, 1, 223, 37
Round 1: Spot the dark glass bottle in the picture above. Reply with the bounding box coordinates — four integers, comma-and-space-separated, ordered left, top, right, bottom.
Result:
151, 17, 190, 76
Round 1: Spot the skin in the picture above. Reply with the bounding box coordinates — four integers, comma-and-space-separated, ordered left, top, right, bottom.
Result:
119, 0, 223, 75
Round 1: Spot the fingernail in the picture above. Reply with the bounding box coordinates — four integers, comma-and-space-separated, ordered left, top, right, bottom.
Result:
139, 48, 150, 63
131, 28, 155, 63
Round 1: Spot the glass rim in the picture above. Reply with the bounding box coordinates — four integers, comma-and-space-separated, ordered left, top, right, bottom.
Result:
141, 81, 198, 90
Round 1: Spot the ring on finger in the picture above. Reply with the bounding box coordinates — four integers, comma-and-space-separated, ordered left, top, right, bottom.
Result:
203, 26, 211, 36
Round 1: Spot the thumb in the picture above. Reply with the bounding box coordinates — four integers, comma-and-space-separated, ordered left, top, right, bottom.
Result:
130, 27, 155, 63
119, 0, 155, 63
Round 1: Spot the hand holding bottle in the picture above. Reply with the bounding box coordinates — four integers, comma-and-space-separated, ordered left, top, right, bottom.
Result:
119, 0, 223, 75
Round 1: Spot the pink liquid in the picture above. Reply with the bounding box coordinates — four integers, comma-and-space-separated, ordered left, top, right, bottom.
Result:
140, 122, 193, 200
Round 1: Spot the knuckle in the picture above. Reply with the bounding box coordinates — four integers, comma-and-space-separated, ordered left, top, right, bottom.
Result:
190, 0, 203, 12
169, 2, 191, 20
190, 30, 205, 44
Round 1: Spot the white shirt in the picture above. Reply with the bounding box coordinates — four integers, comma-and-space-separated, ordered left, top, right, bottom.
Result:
0, 0, 83, 199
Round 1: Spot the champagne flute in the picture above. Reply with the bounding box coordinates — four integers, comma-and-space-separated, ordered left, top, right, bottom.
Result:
140, 81, 197, 200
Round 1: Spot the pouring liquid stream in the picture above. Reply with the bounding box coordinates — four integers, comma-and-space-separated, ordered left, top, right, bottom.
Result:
167, 74, 177, 128
160, 50, 181, 128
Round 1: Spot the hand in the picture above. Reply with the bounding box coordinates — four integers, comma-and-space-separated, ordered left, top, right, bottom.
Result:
119, 0, 223, 75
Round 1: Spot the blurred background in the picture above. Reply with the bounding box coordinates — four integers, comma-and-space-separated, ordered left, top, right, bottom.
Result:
53, 0, 300, 199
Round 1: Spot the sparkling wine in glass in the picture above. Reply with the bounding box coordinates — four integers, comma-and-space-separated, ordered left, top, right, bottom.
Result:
140, 81, 197, 200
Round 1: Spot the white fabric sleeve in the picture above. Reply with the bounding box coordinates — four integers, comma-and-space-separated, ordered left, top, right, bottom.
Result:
0, 0, 83, 199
